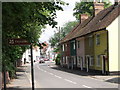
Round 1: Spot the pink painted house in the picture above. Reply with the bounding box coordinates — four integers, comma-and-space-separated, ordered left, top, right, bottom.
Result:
76, 37, 85, 70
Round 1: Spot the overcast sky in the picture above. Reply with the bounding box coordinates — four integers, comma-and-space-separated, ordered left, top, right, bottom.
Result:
39, 0, 114, 43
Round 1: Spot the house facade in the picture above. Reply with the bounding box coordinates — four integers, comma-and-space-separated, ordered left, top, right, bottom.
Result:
107, 14, 120, 73
76, 37, 85, 70
93, 30, 108, 74
70, 39, 77, 69
84, 34, 94, 72
60, 2, 120, 74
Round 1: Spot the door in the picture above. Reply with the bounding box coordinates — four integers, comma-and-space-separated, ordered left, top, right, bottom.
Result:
80, 57, 83, 70
86, 56, 90, 72
102, 55, 106, 74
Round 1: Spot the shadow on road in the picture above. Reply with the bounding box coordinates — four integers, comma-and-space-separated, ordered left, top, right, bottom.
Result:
105, 77, 120, 84
6, 87, 31, 90
50, 65, 120, 84
50, 65, 101, 76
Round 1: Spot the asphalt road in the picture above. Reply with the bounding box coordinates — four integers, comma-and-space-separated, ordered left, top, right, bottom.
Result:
25, 61, 118, 89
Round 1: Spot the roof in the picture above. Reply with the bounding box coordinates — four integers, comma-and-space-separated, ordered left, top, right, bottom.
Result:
60, 4, 120, 43
60, 16, 93, 43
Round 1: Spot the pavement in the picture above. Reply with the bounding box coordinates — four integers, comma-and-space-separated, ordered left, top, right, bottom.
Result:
48, 62, 120, 85
5, 61, 119, 89
6, 64, 31, 90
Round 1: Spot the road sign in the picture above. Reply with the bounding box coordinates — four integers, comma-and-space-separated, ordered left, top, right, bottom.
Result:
8, 38, 35, 90
8, 38, 31, 45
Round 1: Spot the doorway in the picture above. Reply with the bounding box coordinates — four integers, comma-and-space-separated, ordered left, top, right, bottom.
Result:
86, 56, 90, 72
101, 55, 106, 74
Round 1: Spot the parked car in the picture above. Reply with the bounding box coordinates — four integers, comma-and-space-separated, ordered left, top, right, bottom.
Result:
39, 58, 45, 63
44, 58, 49, 61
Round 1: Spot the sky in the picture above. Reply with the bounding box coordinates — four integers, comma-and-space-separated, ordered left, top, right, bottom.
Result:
39, 0, 114, 43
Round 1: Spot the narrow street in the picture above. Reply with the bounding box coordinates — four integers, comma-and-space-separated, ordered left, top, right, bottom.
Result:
25, 61, 118, 89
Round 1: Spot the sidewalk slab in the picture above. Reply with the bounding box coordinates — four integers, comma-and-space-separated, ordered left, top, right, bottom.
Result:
6, 65, 32, 89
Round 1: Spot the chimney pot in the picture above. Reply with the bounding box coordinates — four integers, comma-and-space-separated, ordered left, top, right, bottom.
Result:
80, 14, 89, 23
94, 2, 104, 16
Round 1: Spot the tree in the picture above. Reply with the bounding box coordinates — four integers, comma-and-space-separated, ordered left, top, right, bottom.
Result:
73, 0, 112, 20
49, 21, 78, 64
2, 2, 66, 78
49, 21, 78, 48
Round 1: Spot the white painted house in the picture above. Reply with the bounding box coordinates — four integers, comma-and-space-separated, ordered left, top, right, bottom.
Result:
22, 46, 40, 63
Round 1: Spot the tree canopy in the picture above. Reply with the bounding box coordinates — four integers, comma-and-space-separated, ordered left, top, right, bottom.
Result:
2, 2, 66, 77
49, 21, 78, 48
73, 1, 112, 20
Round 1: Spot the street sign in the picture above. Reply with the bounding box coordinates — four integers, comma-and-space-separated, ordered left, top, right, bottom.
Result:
8, 38, 35, 90
8, 38, 31, 45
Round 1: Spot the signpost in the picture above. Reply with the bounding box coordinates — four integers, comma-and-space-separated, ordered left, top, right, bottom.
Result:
8, 38, 34, 90
8, 38, 31, 45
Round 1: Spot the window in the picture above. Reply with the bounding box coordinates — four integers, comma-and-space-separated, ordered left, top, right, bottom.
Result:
96, 55, 101, 66
90, 56, 94, 66
77, 41, 80, 48
73, 57, 76, 64
96, 34, 100, 45
73, 42, 76, 50
89, 36, 93, 47
66, 44, 67, 51
62, 44, 65, 51
66, 56, 68, 64
63, 57, 65, 64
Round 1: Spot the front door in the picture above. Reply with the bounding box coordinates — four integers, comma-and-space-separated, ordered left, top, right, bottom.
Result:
102, 55, 106, 74
86, 56, 90, 72
80, 57, 83, 70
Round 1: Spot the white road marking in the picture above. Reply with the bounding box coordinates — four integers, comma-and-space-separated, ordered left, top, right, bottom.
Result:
82, 85, 92, 88
49, 73, 54, 75
64, 79, 77, 84
54, 75, 62, 79
44, 70, 47, 72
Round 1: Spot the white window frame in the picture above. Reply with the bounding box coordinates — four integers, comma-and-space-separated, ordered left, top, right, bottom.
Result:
73, 42, 76, 50
62, 44, 65, 51
63, 57, 65, 64
66, 56, 68, 64
73, 56, 76, 64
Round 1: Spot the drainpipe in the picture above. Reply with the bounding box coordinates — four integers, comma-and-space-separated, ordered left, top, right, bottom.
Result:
75, 40, 77, 69
107, 30, 109, 75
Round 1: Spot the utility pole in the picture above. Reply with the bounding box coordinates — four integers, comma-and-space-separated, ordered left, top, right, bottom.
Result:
30, 45, 34, 90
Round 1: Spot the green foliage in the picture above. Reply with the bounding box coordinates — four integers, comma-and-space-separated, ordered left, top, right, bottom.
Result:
49, 21, 78, 48
61, 21, 78, 36
2, 2, 65, 78
55, 54, 60, 65
73, 1, 112, 20
53, 48, 59, 53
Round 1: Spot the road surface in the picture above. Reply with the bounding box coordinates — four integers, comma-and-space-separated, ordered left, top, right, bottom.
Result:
25, 61, 118, 89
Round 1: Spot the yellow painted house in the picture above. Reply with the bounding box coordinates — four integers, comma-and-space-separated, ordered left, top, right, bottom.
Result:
88, 4, 120, 74
75, 4, 120, 74
60, 3, 120, 75
93, 30, 108, 74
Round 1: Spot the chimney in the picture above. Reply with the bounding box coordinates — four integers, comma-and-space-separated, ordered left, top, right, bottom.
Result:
80, 14, 89, 23
94, 2, 104, 16
114, 0, 120, 6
